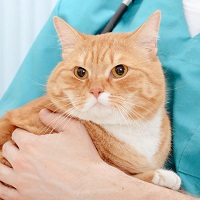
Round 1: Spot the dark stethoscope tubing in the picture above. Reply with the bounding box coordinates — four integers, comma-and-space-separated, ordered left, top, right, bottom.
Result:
101, 0, 134, 34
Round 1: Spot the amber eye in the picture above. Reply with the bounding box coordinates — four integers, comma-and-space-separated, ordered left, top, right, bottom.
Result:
74, 67, 88, 79
111, 64, 128, 78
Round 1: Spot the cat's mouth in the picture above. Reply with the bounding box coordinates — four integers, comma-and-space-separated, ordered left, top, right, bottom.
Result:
91, 102, 107, 109
80, 92, 110, 112
79, 98, 110, 114
74, 100, 114, 122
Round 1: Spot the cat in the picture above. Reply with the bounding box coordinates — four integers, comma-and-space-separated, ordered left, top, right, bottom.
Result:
0, 11, 181, 190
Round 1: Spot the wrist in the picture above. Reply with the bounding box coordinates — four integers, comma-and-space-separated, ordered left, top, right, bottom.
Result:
83, 163, 143, 200
86, 163, 196, 200
119, 173, 196, 200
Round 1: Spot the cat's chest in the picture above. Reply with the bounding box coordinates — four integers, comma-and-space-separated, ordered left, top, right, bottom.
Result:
100, 110, 162, 161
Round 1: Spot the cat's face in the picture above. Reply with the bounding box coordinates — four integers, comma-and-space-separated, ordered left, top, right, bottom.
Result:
47, 11, 166, 124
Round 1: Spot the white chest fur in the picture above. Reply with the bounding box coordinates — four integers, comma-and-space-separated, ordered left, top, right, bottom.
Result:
71, 93, 163, 162
100, 109, 162, 161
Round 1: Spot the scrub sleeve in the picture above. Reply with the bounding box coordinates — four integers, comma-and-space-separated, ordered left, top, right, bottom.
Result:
0, 0, 199, 196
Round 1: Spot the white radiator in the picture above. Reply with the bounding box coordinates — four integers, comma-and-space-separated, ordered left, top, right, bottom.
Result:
0, 0, 57, 99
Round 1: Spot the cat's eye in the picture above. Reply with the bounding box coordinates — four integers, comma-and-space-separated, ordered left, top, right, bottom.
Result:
111, 64, 128, 78
74, 67, 88, 80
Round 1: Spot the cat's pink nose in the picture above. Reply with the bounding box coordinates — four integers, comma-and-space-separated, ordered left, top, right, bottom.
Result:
90, 88, 103, 99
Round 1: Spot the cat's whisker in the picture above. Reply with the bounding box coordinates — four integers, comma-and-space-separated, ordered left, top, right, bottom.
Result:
112, 102, 129, 126
45, 96, 85, 111
112, 105, 131, 135
58, 108, 81, 134
46, 99, 82, 128
49, 107, 80, 150
120, 101, 149, 122
110, 95, 156, 127
111, 94, 156, 111
123, 107, 152, 133
111, 97, 150, 133
133, 96, 156, 107
41, 106, 78, 141
30, 80, 47, 88
118, 104, 145, 136
49, 110, 74, 133
110, 98, 155, 132
133, 104, 156, 116
118, 107, 142, 137
118, 99, 158, 128
38, 97, 85, 135
38, 101, 75, 135
121, 100, 156, 119
111, 100, 138, 136
39, 112, 64, 135
113, 104, 123, 126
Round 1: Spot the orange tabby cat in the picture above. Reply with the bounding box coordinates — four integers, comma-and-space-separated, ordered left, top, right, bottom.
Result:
0, 11, 181, 190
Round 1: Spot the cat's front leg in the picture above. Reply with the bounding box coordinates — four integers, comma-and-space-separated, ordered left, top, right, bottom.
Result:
0, 118, 17, 166
0, 118, 15, 147
134, 169, 181, 190
0, 95, 56, 164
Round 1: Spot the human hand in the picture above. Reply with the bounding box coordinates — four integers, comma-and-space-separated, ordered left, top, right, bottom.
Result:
0, 109, 130, 200
0, 109, 197, 200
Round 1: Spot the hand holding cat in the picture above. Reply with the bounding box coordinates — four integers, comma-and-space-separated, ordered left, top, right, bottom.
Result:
0, 109, 132, 200
0, 109, 196, 200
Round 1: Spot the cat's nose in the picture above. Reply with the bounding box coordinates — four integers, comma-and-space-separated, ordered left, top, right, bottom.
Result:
90, 88, 103, 99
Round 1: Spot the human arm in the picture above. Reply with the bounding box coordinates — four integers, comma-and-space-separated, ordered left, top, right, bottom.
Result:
0, 109, 197, 200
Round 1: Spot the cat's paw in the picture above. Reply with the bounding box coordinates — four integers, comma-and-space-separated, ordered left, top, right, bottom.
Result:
152, 169, 181, 190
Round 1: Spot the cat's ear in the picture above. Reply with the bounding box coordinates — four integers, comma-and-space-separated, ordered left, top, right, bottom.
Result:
53, 16, 83, 59
131, 11, 161, 55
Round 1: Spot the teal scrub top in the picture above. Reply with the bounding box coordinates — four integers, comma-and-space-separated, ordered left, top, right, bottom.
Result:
0, 0, 200, 197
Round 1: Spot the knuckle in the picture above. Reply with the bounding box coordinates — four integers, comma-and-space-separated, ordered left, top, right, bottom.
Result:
0, 187, 14, 200
12, 156, 29, 171
12, 156, 23, 166
16, 179, 25, 188
20, 138, 36, 152
12, 128, 20, 137
2, 141, 10, 155
0, 190, 6, 199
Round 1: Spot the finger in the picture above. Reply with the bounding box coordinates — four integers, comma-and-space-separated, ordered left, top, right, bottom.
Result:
11, 128, 36, 148
0, 181, 19, 200
0, 163, 15, 187
39, 108, 77, 132
2, 140, 19, 166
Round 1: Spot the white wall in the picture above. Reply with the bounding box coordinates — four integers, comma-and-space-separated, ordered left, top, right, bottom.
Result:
0, 0, 58, 99
183, 0, 200, 37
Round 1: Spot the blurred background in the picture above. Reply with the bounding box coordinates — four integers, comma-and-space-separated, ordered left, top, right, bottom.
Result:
0, 0, 200, 99
0, 0, 57, 98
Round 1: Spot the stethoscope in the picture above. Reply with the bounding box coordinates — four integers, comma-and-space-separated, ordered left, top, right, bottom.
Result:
101, 0, 134, 34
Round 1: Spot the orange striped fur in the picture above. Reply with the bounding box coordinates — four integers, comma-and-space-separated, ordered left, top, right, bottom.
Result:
0, 11, 181, 190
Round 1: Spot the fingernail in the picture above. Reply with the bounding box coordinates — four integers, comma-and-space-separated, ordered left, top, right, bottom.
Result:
40, 108, 50, 116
